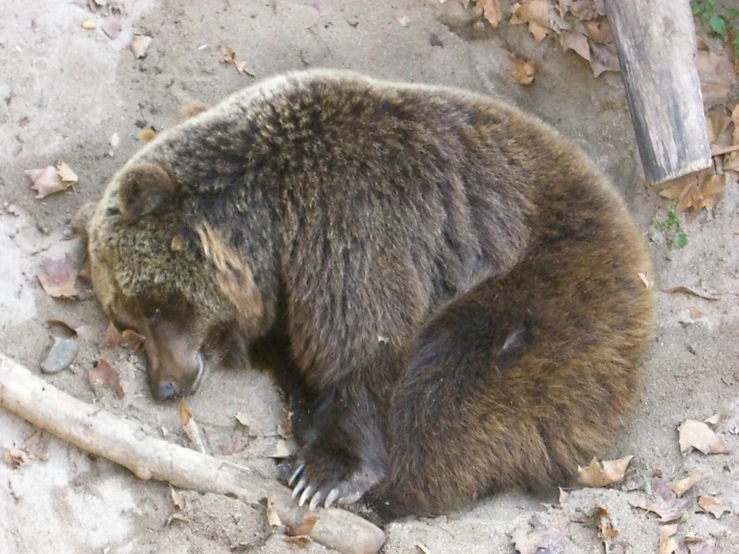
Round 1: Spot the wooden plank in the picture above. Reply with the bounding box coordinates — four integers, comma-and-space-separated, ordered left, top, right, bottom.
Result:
604, 0, 712, 185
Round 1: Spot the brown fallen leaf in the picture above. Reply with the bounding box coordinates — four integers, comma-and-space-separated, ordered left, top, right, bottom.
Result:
259, 496, 283, 527
219, 43, 254, 76
697, 495, 729, 519
88, 359, 124, 398
659, 524, 679, 554
589, 41, 620, 77
559, 31, 590, 61
669, 472, 703, 497
663, 286, 719, 301
283, 535, 311, 547
38, 255, 79, 298
678, 420, 728, 454
120, 329, 145, 351
696, 49, 735, 109
287, 513, 318, 537
131, 35, 152, 59
136, 127, 157, 142
511, 56, 536, 85
56, 162, 78, 183
395, 13, 410, 27
629, 478, 690, 523
476, 0, 503, 28
594, 505, 618, 546
170, 487, 186, 510
25, 166, 66, 199
105, 322, 121, 347
3, 447, 30, 469
178, 399, 206, 454
578, 455, 633, 487
583, 18, 611, 43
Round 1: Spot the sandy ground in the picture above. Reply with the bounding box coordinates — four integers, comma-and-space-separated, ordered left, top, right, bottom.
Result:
0, 1, 737, 553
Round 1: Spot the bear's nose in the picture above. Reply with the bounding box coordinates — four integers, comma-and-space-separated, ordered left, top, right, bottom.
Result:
153, 380, 181, 400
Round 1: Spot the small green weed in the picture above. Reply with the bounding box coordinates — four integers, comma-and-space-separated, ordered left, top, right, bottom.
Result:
691, 0, 739, 59
652, 204, 688, 258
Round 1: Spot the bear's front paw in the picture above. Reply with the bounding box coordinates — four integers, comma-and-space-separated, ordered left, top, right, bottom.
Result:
286, 446, 382, 511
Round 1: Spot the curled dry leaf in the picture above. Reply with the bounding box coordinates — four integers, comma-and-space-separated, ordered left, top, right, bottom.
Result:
669, 472, 703, 498
697, 495, 729, 519
578, 455, 632, 487
259, 496, 283, 527
678, 420, 727, 455
178, 399, 206, 454
131, 35, 152, 58
88, 359, 124, 398
56, 162, 78, 183
658, 524, 679, 554
629, 478, 690, 523
511, 57, 536, 85
219, 43, 254, 76
511, 0, 552, 43
38, 255, 79, 298
25, 166, 66, 199
120, 329, 145, 351
170, 487, 186, 510
476, 0, 503, 28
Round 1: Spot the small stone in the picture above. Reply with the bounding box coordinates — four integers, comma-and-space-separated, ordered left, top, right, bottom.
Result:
41, 336, 80, 374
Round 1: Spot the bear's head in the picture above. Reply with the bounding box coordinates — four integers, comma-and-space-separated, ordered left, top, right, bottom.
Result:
75, 162, 264, 400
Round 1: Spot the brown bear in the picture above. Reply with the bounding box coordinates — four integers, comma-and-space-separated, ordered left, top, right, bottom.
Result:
75, 69, 654, 521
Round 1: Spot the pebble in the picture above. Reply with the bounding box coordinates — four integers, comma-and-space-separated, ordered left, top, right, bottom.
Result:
41, 336, 79, 374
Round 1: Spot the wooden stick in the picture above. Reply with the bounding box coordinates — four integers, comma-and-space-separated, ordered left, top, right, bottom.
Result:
604, 0, 712, 185
0, 352, 385, 554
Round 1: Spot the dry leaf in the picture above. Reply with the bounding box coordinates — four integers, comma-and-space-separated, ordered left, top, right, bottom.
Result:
476, 0, 503, 28
578, 455, 632, 487
630, 478, 690, 522
558, 487, 569, 503
583, 18, 610, 43
697, 495, 729, 519
88, 359, 124, 398
678, 420, 727, 455
669, 472, 703, 497
270, 438, 291, 459
511, 57, 536, 85
659, 524, 679, 554
696, 49, 735, 109
395, 14, 410, 27
234, 413, 250, 428
120, 329, 145, 351
219, 43, 254, 76
81, 20, 97, 30
170, 487, 186, 510
179, 399, 206, 453
38, 255, 79, 298
704, 413, 722, 426
560, 31, 590, 61
182, 102, 207, 119
131, 35, 152, 58
104, 322, 121, 347
25, 166, 67, 199
136, 127, 157, 142
658, 170, 725, 217
260, 496, 282, 527
287, 513, 318, 536
55, 161, 78, 183
594, 506, 618, 544
663, 286, 719, 301
589, 41, 620, 77
3, 447, 30, 469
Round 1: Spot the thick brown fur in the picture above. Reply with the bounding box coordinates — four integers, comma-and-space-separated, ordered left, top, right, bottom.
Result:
76, 69, 654, 521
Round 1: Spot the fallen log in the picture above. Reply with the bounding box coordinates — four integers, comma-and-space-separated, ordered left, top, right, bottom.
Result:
0, 352, 385, 554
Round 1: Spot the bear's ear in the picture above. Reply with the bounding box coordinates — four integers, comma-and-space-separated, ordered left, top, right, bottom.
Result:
118, 163, 176, 222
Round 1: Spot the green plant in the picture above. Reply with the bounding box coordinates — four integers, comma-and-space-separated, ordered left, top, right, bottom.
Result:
652, 204, 688, 257
691, 0, 739, 58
